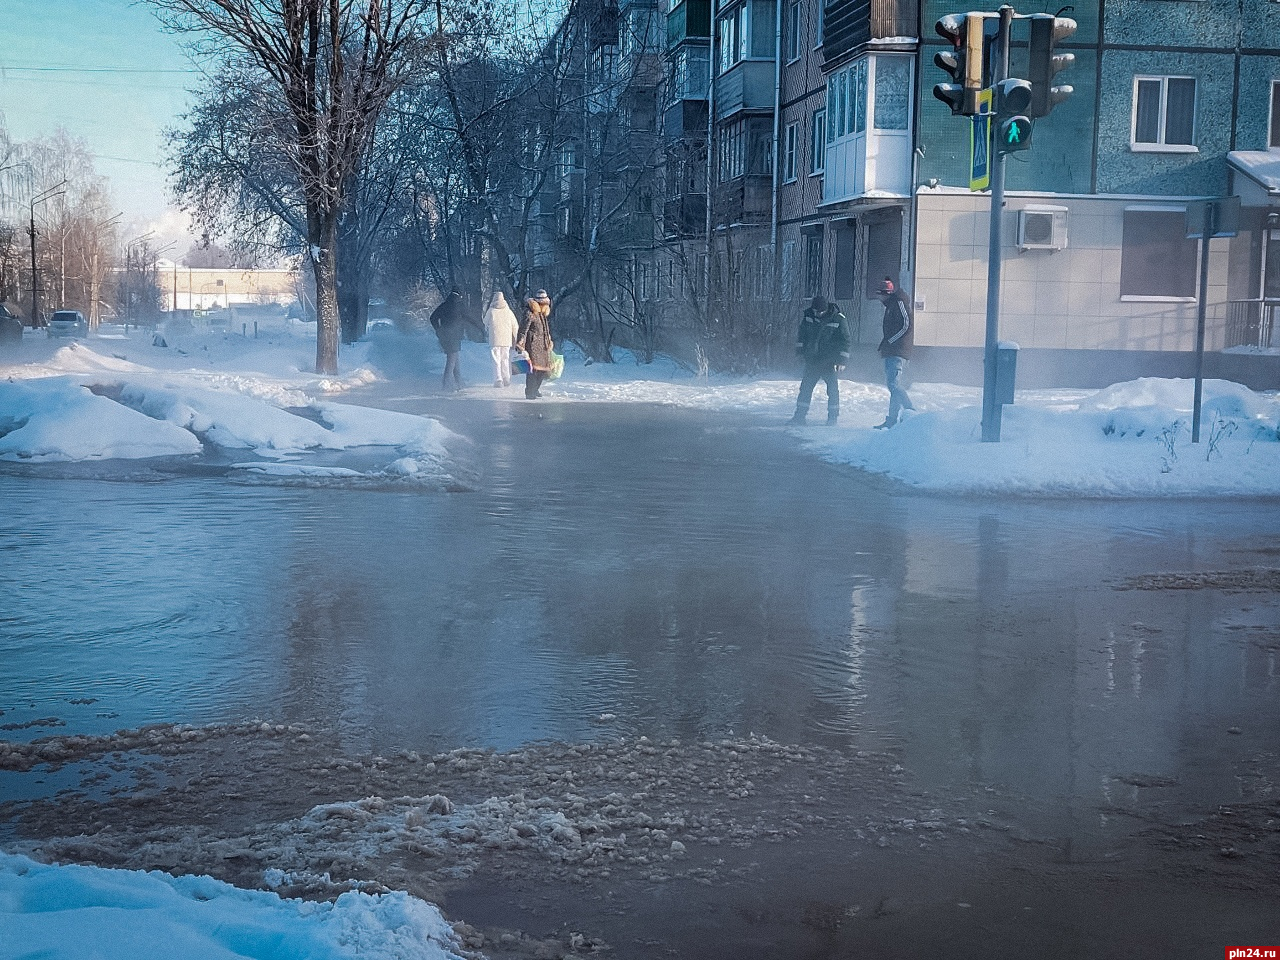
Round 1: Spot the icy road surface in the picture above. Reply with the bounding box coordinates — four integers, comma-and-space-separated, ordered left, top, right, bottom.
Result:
2, 397, 1278, 958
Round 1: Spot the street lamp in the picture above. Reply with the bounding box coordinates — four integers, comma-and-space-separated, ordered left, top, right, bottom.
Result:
123, 232, 155, 328
28, 180, 67, 327
86, 211, 122, 329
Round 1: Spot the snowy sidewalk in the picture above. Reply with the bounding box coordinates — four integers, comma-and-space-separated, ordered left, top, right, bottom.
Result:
2, 324, 1280, 497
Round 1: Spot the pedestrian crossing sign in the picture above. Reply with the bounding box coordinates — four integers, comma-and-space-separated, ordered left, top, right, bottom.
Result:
970, 88, 993, 192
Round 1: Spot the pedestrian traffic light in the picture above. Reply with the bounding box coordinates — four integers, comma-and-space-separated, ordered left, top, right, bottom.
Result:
1028, 14, 1076, 118
934, 13, 984, 116
996, 78, 1032, 116
998, 115, 1033, 152
994, 77, 1033, 153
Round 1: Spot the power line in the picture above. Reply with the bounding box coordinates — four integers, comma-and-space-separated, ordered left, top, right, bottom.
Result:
0, 66, 198, 74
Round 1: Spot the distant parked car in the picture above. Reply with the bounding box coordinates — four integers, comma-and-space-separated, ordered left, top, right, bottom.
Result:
48, 310, 88, 338
0, 310, 21, 345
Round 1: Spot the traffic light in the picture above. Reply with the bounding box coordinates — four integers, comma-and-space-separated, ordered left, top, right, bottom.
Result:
995, 77, 1033, 153
996, 77, 1032, 116
1028, 15, 1076, 118
998, 116, 1033, 152
934, 13, 984, 116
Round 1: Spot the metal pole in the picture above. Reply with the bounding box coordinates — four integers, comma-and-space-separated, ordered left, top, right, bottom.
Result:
29, 205, 37, 326
981, 6, 1013, 442
1191, 204, 1215, 444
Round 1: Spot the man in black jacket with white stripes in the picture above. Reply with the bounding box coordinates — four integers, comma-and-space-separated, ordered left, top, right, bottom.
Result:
875, 277, 915, 429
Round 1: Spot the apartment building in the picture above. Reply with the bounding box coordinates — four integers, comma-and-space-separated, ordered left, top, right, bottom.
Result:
659, 0, 920, 362
912, 0, 1280, 384
781, 0, 918, 345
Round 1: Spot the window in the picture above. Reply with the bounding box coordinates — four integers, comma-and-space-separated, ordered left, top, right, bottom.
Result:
731, 250, 746, 301
1132, 76, 1197, 150
620, 8, 659, 59
716, 3, 751, 74
811, 108, 826, 173
783, 123, 799, 182
873, 56, 911, 131
752, 245, 772, 299
673, 46, 709, 99
786, 1, 801, 62
804, 231, 824, 299
826, 60, 867, 142
781, 239, 796, 301
589, 46, 619, 112
717, 117, 773, 181
558, 141, 578, 199
1271, 81, 1280, 149
1119, 208, 1198, 299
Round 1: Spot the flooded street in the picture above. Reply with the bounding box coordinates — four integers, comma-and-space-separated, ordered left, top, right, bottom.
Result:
2, 393, 1278, 958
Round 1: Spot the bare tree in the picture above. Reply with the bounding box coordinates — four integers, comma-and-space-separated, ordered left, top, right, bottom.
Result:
4, 130, 119, 326
168, 65, 411, 342
149, 0, 432, 373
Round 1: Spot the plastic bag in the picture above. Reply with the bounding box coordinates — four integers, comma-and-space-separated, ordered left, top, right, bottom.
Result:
547, 350, 565, 381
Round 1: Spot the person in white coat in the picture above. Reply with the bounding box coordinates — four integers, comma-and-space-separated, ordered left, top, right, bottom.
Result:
482, 291, 521, 387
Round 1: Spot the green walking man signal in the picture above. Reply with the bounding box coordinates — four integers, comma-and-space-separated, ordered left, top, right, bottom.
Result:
999, 116, 1033, 151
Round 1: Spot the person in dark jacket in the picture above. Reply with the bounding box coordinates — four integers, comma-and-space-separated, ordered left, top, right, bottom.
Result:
430, 289, 482, 391
875, 277, 915, 428
789, 295, 851, 425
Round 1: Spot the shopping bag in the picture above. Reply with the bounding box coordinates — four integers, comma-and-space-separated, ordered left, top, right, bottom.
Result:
511, 352, 532, 375
547, 351, 565, 381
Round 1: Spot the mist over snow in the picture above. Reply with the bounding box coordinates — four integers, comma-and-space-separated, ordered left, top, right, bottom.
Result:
2, 323, 1280, 496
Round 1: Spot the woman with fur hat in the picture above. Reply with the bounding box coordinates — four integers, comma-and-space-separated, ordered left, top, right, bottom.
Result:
515, 289, 554, 399
483, 291, 521, 387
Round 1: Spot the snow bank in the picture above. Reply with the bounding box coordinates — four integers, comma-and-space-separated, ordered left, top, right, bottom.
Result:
798, 377, 1280, 497
0, 378, 202, 461
0, 328, 458, 482
0, 851, 464, 960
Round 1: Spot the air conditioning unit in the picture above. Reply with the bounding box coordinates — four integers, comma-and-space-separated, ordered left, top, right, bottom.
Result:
1017, 205, 1069, 251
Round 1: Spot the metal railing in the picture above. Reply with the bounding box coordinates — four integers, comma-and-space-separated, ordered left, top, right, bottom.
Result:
1225, 299, 1280, 349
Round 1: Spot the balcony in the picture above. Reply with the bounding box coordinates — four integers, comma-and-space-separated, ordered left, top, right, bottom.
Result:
664, 99, 708, 140
822, 0, 918, 66
664, 193, 708, 238
712, 174, 771, 225
713, 60, 775, 120
668, 0, 710, 47
590, 3, 620, 50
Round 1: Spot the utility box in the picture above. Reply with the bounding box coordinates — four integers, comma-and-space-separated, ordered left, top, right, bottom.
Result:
995, 341, 1019, 405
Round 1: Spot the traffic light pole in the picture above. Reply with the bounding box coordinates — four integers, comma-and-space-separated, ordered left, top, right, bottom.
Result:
981, 5, 1013, 443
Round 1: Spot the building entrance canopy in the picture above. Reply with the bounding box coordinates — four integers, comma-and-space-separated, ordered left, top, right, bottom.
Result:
1227, 151, 1280, 207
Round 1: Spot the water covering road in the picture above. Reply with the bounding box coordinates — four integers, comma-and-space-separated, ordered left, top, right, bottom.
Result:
2, 393, 1278, 957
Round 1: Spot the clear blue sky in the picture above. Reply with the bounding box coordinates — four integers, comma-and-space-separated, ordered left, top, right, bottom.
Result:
0, 0, 198, 236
